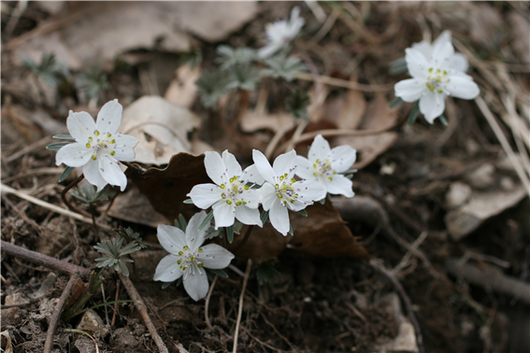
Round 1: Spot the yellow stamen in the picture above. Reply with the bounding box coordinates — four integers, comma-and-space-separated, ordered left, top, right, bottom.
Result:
91, 155, 97, 160
86, 143, 91, 148
110, 151, 116, 156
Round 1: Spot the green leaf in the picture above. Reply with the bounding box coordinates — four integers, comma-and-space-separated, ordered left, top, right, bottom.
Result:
260, 210, 269, 225
58, 166, 75, 183
389, 57, 408, 75
119, 260, 130, 277
178, 214, 187, 232
198, 210, 214, 231
208, 268, 229, 278
216, 45, 257, 69
47, 142, 73, 151
226, 225, 234, 243
438, 115, 448, 126
407, 101, 420, 126
288, 224, 294, 236
389, 97, 404, 109
226, 64, 261, 91
183, 199, 194, 204
298, 209, 308, 217
53, 134, 74, 140
262, 53, 307, 82
286, 89, 311, 120
161, 282, 172, 289
255, 259, 280, 285
196, 69, 232, 108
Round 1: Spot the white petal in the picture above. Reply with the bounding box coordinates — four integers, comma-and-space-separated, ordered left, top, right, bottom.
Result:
252, 149, 276, 184
295, 156, 317, 181
200, 243, 235, 269
445, 75, 480, 100
272, 150, 297, 177
67, 111, 95, 142
204, 151, 228, 186
96, 99, 122, 135
330, 145, 356, 173
241, 164, 264, 185
449, 53, 469, 72
153, 255, 184, 282
258, 43, 280, 59
235, 206, 262, 226
269, 203, 290, 235
432, 42, 454, 68
296, 180, 326, 202
98, 154, 127, 191
83, 159, 108, 192
419, 91, 446, 124
157, 224, 186, 254
188, 184, 223, 209
212, 201, 235, 229
111, 134, 139, 161
405, 48, 430, 79
432, 31, 452, 48
186, 211, 209, 249
308, 135, 331, 162
260, 183, 278, 211
326, 175, 354, 197
394, 79, 426, 102
183, 266, 209, 301
221, 150, 242, 177
240, 188, 261, 209
55, 142, 93, 167
411, 41, 433, 58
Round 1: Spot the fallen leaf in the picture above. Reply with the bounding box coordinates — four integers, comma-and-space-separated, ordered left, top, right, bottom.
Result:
335, 133, 398, 170
240, 111, 295, 133
334, 77, 367, 130
120, 96, 202, 165
164, 64, 202, 109
358, 92, 399, 130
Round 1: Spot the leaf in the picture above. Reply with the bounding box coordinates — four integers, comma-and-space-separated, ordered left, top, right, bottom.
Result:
58, 167, 75, 183
198, 211, 214, 231
53, 134, 74, 140
407, 101, 420, 125
46, 142, 72, 150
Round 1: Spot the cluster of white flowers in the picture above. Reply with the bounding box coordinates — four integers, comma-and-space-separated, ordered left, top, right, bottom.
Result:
394, 31, 479, 124
258, 6, 305, 59
188, 135, 357, 236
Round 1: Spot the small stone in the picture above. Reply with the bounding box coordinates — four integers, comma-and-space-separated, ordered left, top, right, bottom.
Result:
111, 328, 139, 348
445, 182, 472, 209
77, 310, 109, 338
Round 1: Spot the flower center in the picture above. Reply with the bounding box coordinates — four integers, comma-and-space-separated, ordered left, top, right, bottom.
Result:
275, 173, 299, 206
426, 68, 450, 94
220, 176, 250, 206
85, 130, 117, 160
313, 159, 336, 181
177, 246, 204, 273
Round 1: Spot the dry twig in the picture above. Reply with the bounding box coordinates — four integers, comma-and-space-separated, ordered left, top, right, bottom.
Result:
232, 259, 252, 353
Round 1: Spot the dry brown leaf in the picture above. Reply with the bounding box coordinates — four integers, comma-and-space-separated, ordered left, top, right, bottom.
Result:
120, 96, 201, 165
164, 64, 202, 109
336, 133, 399, 170
13, 2, 258, 70
240, 111, 295, 133
358, 92, 399, 130
335, 78, 367, 130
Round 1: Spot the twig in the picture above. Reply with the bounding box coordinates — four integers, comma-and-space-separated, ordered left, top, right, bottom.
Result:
111, 279, 120, 327
204, 275, 219, 330
64, 329, 100, 353
232, 259, 252, 353
392, 231, 429, 276
232, 225, 254, 253
475, 96, 530, 198
119, 273, 169, 353
1, 240, 91, 278
370, 259, 425, 353
1, 183, 112, 230
61, 174, 91, 217
1, 167, 63, 183
294, 71, 393, 92
4, 135, 53, 163
43, 275, 79, 353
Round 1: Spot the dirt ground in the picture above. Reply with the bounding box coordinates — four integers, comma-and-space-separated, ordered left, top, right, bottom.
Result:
1, 2, 530, 353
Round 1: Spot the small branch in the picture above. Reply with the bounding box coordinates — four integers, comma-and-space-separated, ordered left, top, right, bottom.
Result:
370, 259, 425, 353
43, 275, 79, 353
232, 225, 254, 253
61, 174, 91, 217
119, 273, 168, 353
232, 259, 252, 353
204, 275, 219, 330
1, 240, 91, 278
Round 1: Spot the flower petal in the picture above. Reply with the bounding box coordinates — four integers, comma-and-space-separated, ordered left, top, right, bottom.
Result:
432, 42, 454, 68
260, 183, 278, 211
326, 175, 354, 197
153, 255, 184, 282
112, 134, 139, 161
98, 154, 127, 191
432, 30, 452, 48
295, 180, 326, 203
157, 224, 186, 254
445, 75, 480, 100
188, 184, 223, 209
411, 41, 433, 58
395, 78, 426, 102
96, 99, 123, 135
55, 142, 93, 167
308, 135, 331, 162
419, 91, 446, 124
405, 48, 430, 79
295, 156, 316, 180
240, 188, 261, 209
83, 159, 108, 192
222, 150, 242, 177
235, 206, 262, 226
272, 150, 297, 177
330, 145, 356, 173
183, 266, 209, 301
212, 201, 235, 229
257, 43, 281, 59
241, 164, 264, 185
269, 203, 290, 235
67, 111, 95, 142
200, 243, 235, 269
186, 211, 209, 249
252, 149, 276, 184
449, 53, 469, 72
204, 151, 228, 186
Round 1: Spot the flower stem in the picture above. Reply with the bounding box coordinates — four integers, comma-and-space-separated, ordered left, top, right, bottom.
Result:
60, 173, 91, 217
233, 225, 254, 253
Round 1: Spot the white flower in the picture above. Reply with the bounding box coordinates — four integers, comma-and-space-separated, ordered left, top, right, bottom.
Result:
252, 149, 326, 235
188, 150, 263, 229
411, 31, 469, 72
55, 99, 139, 191
258, 6, 305, 59
295, 135, 356, 198
154, 211, 235, 301
394, 41, 480, 123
